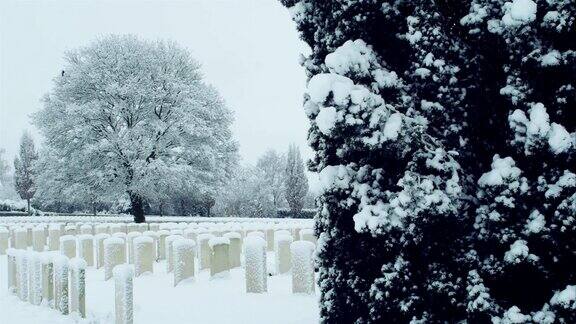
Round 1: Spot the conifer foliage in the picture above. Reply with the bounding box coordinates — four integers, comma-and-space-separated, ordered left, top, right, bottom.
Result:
281, 0, 575, 322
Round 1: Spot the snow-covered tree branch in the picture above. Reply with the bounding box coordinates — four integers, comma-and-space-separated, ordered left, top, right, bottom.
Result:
34, 35, 238, 222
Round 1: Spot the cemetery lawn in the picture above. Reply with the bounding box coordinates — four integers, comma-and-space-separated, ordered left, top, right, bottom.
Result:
0, 253, 319, 323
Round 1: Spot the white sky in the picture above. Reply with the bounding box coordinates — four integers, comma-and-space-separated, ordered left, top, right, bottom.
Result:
0, 0, 314, 182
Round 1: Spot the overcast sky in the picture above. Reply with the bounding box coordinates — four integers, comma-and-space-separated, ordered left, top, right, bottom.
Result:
0, 0, 314, 182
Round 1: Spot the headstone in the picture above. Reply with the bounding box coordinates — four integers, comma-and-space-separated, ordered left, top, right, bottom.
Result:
32, 226, 46, 252
0, 227, 9, 254
126, 232, 141, 264
14, 227, 27, 250
7, 248, 17, 293
300, 229, 316, 246
48, 225, 61, 251
165, 235, 183, 273
275, 234, 293, 274
104, 237, 126, 281
209, 237, 230, 278
223, 232, 241, 268
40, 254, 54, 307
173, 239, 195, 286
95, 233, 111, 269
133, 236, 154, 277
59, 235, 76, 259
53, 255, 69, 314
157, 230, 170, 260
290, 241, 315, 294
244, 236, 267, 293
114, 265, 134, 324
69, 258, 87, 318
78, 234, 94, 267
197, 233, 214, 270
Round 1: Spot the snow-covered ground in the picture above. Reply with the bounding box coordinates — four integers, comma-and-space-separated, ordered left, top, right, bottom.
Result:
0, 253, 319, 323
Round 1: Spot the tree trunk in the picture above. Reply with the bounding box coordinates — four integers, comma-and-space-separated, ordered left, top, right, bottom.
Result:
27, 199, 31, 215
129, 192, 145, 223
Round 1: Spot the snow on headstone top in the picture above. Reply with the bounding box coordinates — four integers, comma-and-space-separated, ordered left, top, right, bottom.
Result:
275, 230, 291, 237
113, 264, 134, 279
53, 254, 70, 268
290, 240, 315, 256
78, 234, 93, 241
197, 233, 215, 241
244, 235, 266, 249
223, 232, 241, 239
142, 231, 158, 237
127, 232, 141, 238
133, 236, 154, 245
275, 234, 293, 244
208, 237, 230, 248
166, 234, 183, 243
103, 237, 125, 246
173, 238, 195, 249
95, 233, 110, 240
69, 257, 87, 271
60, 235, 76, 243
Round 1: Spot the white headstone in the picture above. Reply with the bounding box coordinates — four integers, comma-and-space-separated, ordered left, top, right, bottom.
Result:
114, 265, 134, 324
275, 234, 293, 274
133, 236, 154, 277
173, 239, 195, 286
104, 237, 126, 281
165, 235, 183, 273
95, 233, 111, 269
69, 258, 87, 318
32, 226, 46, 252
78, 234, 94, 267
48, 225, 61, 251
53, 255, 69, 314
209, 237, 230, 278
197, 233, 215, 270
59, 235, 76, 259
244, 236, 267, 293
223, 232, 242, 268
290, 241, 315, 294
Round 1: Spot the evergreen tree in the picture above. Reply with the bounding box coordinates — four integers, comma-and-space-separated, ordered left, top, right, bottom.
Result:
13, 132, 38, 215
284, 144, 308, 215
281, 0, 575, 322
256, 149, 286, 210
0, 149, 9, 189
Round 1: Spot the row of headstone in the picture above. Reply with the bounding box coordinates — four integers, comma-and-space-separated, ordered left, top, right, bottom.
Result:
244, 235, 316, 294
6, 249, 87, 318
4, 225, 317, 298
0, 221, 313, 253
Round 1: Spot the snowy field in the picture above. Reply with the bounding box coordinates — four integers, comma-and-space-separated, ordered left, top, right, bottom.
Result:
0, 218, 319, 323
0, 252, 319, 324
